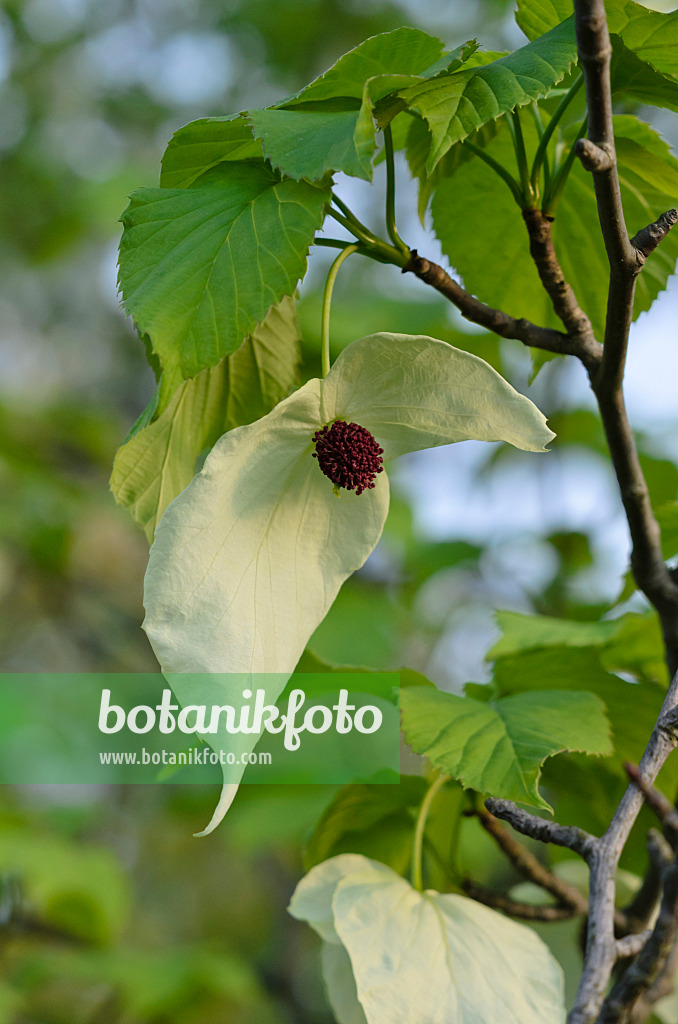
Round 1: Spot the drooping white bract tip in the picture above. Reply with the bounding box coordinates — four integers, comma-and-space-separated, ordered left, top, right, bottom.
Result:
193, 782, 240, 838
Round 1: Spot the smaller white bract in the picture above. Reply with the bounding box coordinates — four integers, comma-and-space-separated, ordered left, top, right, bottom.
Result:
289, 853, 566, 1024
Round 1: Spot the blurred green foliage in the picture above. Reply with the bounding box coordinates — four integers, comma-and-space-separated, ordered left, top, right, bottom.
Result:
2, 0, 678, 1019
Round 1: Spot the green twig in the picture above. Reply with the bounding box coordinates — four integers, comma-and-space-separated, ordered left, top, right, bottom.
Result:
530, 75, 584, 196
411, 774, 449, 892
327, 205, 409, 267
530, 103, 551, 191
509, 109, 534, 206
464, 140, 524, 206
543, 116, 588, 216
383, 125, 410, 256
321, 243, 359, 377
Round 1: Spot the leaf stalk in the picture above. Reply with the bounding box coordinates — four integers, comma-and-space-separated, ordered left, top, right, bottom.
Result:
411, 774, 449, 892
320, 243, 359, 377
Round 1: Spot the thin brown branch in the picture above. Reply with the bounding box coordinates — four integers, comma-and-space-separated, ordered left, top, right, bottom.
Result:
484, 798, 597, 861
402, 250, 603, 372
572, 0, 678, 660
622, 830, 670, 935
625, 762, 678, 841
475, 805, 589, 913
461, 880, 578, 921
568, 672, 678, 1024
522, 208, 596, 343
574, 0, 635, 279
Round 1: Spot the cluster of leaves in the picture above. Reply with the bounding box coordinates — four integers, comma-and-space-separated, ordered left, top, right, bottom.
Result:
111, 0, 678, 1020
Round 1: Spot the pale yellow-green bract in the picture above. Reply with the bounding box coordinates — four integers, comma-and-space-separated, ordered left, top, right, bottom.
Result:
144, 332, 553, 675
289, 853, 566, 1024
142, 332, 554, 834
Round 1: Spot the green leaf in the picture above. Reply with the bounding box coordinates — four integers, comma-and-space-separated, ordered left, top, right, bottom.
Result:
247, 30, 478, 181
656, 502, 678, 560
308, 581, 407, 670
491, 609, 668, 686
610, 35, 678, 114
609, 4, 678, 81
618, 501, 678, 604
143, 332, 554, 676
601, 612, 668, 686
431, 115, 678, 341
282, 27, 446, 105
248, 105, 376, 182
492, 644, 665, 770
490, 610, 618, 658
160, 115, 263, 189
110, 297, 300, 542
118, 161, 329, 413
289, 854, 566, 1024
516, 0, 570, 41
401, 685, 612, 809
304, 778, 428, 872
383, 20, 577, 173
518, 0, 678, 87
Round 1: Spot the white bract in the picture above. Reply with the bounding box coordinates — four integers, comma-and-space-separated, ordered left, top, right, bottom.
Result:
289, 853, 566, 1024
143, 332, 554, 832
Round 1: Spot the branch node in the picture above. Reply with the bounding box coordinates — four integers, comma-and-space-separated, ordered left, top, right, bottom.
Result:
574, 137, 615, 172
615, 930, 653, 962
631, 209, 678, 265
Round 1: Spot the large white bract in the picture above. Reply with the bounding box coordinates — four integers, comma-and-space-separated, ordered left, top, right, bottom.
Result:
143, 332, 555, 833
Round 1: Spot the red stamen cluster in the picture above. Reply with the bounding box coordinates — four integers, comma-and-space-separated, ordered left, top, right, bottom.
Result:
312, 420, 384, 495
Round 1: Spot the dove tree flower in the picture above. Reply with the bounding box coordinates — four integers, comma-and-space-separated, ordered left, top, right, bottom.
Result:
143, 332, 554, 678
141, 331, 553, 834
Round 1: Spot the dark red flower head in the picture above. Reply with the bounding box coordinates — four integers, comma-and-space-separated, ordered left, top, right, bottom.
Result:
312, 420, 384, 495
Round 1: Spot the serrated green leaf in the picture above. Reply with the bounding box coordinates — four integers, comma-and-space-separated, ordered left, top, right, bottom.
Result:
249, 105, 376, 181
492, 644, 665, 770
610, 35, 678, 113
118, 161, 329, 413
247, 30, 478, 182
384, 20, 577, 173
160, 115, 263, 189
431, 115, 678, 341
401, 685, 611, 809
290, 854, 566, 1024
516, 3, 678, 117
110, 297, 300, 542
281, 27, 446, 106
518, 0, 678, 87
610, 4, 678, 82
